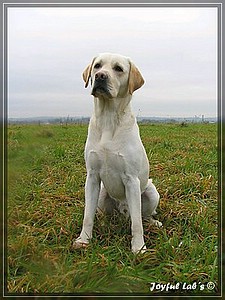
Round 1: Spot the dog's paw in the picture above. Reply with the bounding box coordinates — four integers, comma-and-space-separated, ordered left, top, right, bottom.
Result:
154, 220, 163, 227
72, 237, 89, 250
149, 217, 163, 228
132, 244, 147, 254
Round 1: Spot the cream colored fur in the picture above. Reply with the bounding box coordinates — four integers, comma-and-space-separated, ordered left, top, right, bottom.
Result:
73, 53, 162, 253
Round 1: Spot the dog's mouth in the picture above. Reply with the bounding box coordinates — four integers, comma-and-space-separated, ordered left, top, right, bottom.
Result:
91, 83, 112, 98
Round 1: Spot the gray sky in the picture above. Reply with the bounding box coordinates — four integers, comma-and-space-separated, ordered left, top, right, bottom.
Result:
8, 6, 218, 118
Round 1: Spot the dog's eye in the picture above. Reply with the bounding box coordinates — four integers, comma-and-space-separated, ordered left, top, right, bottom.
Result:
114, 65, 123, 72
94, 63, 101, 69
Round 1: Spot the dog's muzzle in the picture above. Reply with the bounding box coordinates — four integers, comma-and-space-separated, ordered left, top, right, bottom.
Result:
91, 71, 112, 98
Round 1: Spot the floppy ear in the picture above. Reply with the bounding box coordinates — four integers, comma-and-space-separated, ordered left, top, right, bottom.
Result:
128, 62, 145, 94
82, 57, 96, 88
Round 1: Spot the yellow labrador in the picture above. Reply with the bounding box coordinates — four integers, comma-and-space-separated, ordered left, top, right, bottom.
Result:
74, 53, 162, 253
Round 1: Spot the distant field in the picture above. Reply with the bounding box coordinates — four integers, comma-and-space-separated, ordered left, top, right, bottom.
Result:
7, 123, 219, 295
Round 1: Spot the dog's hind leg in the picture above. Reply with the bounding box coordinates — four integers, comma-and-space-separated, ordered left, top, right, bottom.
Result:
141, 179, 162, 227
97, 183, 117, 215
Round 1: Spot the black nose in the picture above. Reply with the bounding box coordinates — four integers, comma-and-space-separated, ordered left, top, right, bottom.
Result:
95, 72, 108, 81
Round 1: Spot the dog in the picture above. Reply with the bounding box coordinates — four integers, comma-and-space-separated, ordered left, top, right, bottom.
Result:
73, 53, 162, 253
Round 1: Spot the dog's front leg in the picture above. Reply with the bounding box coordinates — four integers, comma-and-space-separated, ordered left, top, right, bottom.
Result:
73, 172, 100, 249
125, 177, 146, 253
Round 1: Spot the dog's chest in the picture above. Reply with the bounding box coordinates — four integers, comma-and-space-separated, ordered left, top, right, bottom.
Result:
88, 139, 125, 174
87, 137, 127, 199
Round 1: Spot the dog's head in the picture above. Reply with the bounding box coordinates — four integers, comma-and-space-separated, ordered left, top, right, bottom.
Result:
82, 53, 144, 99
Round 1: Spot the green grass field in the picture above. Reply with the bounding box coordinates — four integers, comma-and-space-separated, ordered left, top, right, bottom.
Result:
7, 123, 219, 295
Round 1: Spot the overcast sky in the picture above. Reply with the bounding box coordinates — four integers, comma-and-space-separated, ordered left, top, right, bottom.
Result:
8, 6, 218, 118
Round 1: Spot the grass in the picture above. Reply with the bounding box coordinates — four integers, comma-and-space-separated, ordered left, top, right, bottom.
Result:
6, 123, 219, 296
